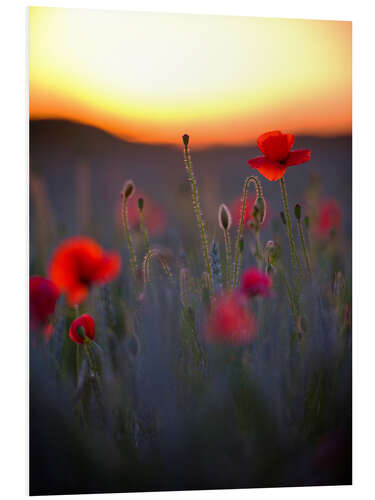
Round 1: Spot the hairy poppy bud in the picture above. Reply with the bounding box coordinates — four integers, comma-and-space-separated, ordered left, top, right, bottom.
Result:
254, 197, 266, 224
280, 211, 287, 226
265, 240, 281, 265
138, 197, 144, 212
122, 180, 135, 200
182, 134, 189, 147
218, 203, 232, 231
294, 204, 301, 220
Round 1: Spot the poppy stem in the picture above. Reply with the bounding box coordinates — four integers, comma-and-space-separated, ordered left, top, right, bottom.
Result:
279, 177, 298, 289
182, 136, 213, 296
138, 199, 150, 255
122, 196, 138, 284
223, 229, 232, 288
233, 176, 263, 288
297, 218, 312, 277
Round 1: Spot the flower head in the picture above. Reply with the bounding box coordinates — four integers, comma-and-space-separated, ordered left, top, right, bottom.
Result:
30, 276, 60, 337
240, 268, 272, 298
248, 131, 311, 181
315, 199, 342, 237
204, 292, 256, 345
69, 314, 95, 344
49, 237, 121, 305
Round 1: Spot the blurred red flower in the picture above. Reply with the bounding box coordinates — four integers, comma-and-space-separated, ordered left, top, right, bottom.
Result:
315, 199, 342, 237
30, 276, 60, 339
248, 130, 311, 181
230, 196, 270, 229
122, 191, 167, 236
204, 292, 256, 345
69, 314, 95, 344
49, 237, 121, 305
240, 268, 272, 298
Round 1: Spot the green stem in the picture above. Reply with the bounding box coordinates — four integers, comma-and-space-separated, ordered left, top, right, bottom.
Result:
122, 198, 138, 283
297, 219, 312, 276
279, 177, 298, 289
223, 229, 232, 288
183, 144, 213, 295
233, 176, 263, 288
139, 210, 150, 255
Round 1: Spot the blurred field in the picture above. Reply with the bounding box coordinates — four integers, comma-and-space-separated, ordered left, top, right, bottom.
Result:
29, 119, 352, 495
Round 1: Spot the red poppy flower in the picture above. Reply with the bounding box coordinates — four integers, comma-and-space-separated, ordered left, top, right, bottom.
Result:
240, 268, 272, 298
69, 314, 95, 344
49, 237, 121, 305
204, 292, 256, 345
248, 131, 311, 181
120, 191, 167, 236
30, 276, 60, 338
231, 196, 271, 229
315, 199, 342, 237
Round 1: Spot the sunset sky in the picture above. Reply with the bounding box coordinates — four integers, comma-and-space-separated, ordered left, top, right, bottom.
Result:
29, 7, 352, 148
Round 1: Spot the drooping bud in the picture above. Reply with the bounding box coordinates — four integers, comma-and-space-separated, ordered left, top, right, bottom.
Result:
280, 211, 287, 226
122, 180, 135, 200
294, 204, 301, 221
182, 134, 190, 147
138, 197, 144, 212
218, 203, 232, 231
254, 197, 266, 224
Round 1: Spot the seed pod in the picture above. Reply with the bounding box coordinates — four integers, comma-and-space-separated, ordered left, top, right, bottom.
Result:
122, 180, 135, 200
280, 211, 287, 226
294, 204, 301, 220
218, 203, 232, 231
239, 237, 244, 254
138, 197, 144, 212
182, 134, 190, 146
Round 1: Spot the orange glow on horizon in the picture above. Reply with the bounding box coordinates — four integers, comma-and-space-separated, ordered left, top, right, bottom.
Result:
29, 8, 351, 147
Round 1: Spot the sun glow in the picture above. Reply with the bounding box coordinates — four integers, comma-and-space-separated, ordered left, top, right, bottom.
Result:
29, 8, 351, 147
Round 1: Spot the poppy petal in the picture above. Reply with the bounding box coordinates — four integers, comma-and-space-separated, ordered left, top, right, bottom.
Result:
69, 314, 95, 344
248, 156, 287, 181
96, 252, 122, 282
286, 149, 311, 166
257, 131, 291, 161
67, 284, 89, 306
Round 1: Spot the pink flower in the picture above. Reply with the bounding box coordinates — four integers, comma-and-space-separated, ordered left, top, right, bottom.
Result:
30, 276, 60, 339
315, 199, 342, 237
240, 268, 272, 298
204, 293, 256, 345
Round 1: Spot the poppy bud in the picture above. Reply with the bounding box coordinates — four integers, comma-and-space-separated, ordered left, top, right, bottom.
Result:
239, 237, 244, 254
138, 197, 144, 212
182, 134, 189, 147
218, 203, 232, 231
122, 180, 135, 200
280, 211, 287, 225
294, 204, 301, 220
254, 197, 266, 224
265, 240, 281, 265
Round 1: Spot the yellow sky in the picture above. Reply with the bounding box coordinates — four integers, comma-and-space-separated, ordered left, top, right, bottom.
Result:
29, 7, 351, 147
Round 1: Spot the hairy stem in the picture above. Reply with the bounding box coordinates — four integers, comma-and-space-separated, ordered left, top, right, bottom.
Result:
122, 197, 138, 282
183, 143, 213, 295
279, 177, 298, 289
297, 219, 312, 277
223, 229, 232, 288
233, 176, 263, 287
